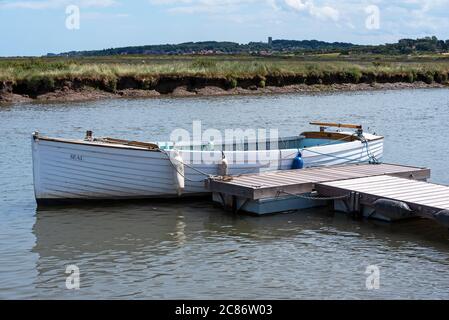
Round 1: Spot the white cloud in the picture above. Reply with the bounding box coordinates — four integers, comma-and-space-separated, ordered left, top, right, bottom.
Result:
3, 0, 448, 41
150, 0, 260, 14
372, 0, 449, 35
150, 0, 340, 22
0, 0, 118, 9
284, 0, 339, 21
284, 0, 307, 11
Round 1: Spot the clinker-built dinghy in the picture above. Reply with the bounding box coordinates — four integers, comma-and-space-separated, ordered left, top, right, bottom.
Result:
31, 122, 384, 204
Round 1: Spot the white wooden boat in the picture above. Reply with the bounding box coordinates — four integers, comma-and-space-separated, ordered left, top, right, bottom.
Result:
31, 122, 384, 205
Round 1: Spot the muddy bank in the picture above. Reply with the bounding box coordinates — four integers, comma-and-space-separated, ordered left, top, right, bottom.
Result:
1, 77, 448, 104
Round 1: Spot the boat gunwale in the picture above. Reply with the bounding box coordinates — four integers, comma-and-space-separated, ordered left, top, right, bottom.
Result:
34, 135, 162, 152
34, 132, 384, 153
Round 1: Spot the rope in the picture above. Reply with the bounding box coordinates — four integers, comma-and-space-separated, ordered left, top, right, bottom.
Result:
231, 133, 363, 177
160, 149, 213, 182
298, 135, 381, 165
361, 137, 381, 164
299, 148, 363, 163
159, 132, 381, 181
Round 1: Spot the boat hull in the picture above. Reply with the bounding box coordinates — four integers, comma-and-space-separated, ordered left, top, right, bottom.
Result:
32, 135, 384, 204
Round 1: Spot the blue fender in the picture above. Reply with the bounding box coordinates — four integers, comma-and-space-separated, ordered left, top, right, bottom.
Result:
292, 152, 304, 169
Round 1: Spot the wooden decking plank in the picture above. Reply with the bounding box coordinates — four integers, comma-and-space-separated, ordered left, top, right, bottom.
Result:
381, 189, 449, 202
341, 181, 431, 194
347, 182, 446, 196
363, 179, 444, 191
339, 186, 445, 201
334, 176, 416, 188
292, 164, 373, 177
248, 177, 306, 186
418, 199, 449, 207
224, 180, 269, 188
329, 164, 411, 175
302, 167, 389, 181
402, 191, 449, 201
232, 175, 307, 186
230, 164, 425, 187
326, 173, 401, 184
390, 192, 448, 204
272, 170, 357, 183
319, 182, 448, 204
316, 175, 449, 217
252, 182, 315, 200
400, 196, 449, 206
330, 165, 395, 175
284, 171, 353, 182
337, 173, 428, 187
328, 166, 429, 180
319, 171, 375, 180
320, 176, 393, 188
231, 174, 297, 184
323, 175, 409, 188
376, 187, 449, 200
207, 164, 433, 205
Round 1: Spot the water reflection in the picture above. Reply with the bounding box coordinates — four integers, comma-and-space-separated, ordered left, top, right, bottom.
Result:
2, 88, 449, 298
31, 200, 449, 299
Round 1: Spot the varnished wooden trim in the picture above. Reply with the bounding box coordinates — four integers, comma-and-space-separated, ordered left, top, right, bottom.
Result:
35, 136, 161, 152
310, 122, 362, 130
301, 131, 359, 142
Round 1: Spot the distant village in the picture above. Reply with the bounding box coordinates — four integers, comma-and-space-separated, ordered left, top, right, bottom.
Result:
49, 36, 449, 57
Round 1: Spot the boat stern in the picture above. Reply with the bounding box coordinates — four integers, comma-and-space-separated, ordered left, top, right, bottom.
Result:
31, 132, 43, 202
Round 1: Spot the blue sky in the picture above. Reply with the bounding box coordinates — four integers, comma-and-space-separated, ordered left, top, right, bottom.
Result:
1, 0, 449, 56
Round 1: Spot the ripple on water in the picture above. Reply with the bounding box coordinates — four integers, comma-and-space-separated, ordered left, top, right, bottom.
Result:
1, 89, 449, 299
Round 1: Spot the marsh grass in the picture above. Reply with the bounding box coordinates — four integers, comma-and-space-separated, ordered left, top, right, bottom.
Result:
1, 56, 449, 91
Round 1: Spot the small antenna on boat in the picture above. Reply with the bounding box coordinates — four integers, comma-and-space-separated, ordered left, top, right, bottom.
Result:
85, 130, 93, 141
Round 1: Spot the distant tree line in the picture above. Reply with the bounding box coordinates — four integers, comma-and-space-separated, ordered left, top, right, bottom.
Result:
351, 36, 449, 55
49, 37, 449, 57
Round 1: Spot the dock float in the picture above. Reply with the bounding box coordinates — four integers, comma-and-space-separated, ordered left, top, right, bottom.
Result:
316, 175, 449, 225
206, 163, 449, 228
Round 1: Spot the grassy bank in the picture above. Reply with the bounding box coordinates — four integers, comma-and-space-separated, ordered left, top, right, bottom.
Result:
1, 54, 449, 98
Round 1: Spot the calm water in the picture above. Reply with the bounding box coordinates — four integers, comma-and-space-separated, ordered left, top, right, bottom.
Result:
1, 89, 449, 299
